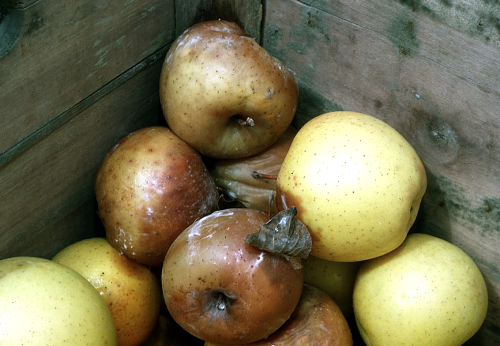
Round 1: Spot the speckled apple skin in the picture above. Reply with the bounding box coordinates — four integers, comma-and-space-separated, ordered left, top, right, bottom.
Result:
162, 208, 304, 345
276, 111, 427, 262
353, 233, 488, 346
95, 126, 219, 267
159, 20, 298, 159
205, 284, 353, 346
53, 237, 163, 346
0, 256, 117, 345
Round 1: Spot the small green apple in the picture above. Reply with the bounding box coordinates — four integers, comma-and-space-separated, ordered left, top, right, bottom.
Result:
276, 111, 427, 262
0, 256, 117, 345
53, 237, 163, 346
302, 255, 362, 317
353, 233, 488, 346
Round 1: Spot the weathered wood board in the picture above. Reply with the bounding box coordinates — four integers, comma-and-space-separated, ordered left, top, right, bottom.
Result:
0, 0, 175, 162
262, 0, 500, 344
0, 52, 166, 259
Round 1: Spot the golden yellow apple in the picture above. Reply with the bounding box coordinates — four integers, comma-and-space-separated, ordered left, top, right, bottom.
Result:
53, 237, 162, 346
302, 255, 362, 317
0, 256, 117, 345
353, 233, 488, 346
276, 111, 427, 261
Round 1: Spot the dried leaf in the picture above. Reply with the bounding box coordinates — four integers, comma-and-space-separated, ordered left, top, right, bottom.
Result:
245, 206, 312, 261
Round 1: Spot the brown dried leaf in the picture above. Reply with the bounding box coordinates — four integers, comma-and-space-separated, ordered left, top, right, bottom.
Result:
245, 206, 312, 261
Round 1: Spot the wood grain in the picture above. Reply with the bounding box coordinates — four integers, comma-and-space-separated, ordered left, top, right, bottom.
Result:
0, 0, 175, 157
175, 0, 262, 42
0, 55, 165, 260
262, 0, 500, 344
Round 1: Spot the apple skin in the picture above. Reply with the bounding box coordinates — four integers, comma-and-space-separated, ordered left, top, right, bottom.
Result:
52, 237, 163, 346
159, 20, 298, 159
208, 126, 297, 215
353, 233, 488, 346
302, 255, 362, 317
205, 284, 353, 346
0, 257, 117, 345
161, 208, 304, 345
95, 126, 219, 267
276, 111, 427, 262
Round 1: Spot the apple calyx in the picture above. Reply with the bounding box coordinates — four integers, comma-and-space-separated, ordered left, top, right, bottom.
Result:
237, 116, 255, 127
245, 206, 312, 269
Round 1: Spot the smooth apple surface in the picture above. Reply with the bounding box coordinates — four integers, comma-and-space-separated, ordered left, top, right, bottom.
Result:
0, 257, 117, 345
276, 111, 427, 262
162, 208, 304, 344
95, 126, 219, 267
159, 20, 298, 159
208, 126, 297, 215
353, 233, 488, 346
205, 284, 353, 346
53, 237, 163, 346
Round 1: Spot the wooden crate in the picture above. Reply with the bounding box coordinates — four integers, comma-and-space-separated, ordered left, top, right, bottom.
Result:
0, 0, 498, 344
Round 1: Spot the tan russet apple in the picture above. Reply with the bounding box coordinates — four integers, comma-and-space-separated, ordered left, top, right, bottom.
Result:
53, 238, 162, 346
162, 208, 304, 345
208, 126, 297, 215
353, 233, 488, 346
95, 126, 219, 267
276, 111, 427, 262
205, 284, 353, 346
0, 256, 117, 345
302, 255, 362, 317
159, 20, 298, 159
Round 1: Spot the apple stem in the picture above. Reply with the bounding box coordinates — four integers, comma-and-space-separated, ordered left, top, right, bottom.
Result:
237, 116, 255, 127
251, 171, 278, 180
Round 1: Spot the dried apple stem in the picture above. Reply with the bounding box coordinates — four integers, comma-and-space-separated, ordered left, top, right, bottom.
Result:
251, 171, 278, 180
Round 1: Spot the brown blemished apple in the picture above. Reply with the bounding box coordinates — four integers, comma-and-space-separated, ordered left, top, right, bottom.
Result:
52, 237, 163, 346
161, 208, 304, 345
205, 284, 353, 346
208, 126, 297, 216
95, 126, 219, 267
159, 20, 299, 159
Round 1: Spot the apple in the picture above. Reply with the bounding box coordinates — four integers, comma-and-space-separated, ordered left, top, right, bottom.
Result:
208, 126, 297, 216
302, 255, 362, 317
0, 256, 117, 345
353, 233, 488, 346
161, 208, 304, 344
159, 20, 299, 159
204, 284, 353, 346
52, 237, 163, 346
95, 126, 219, 267
276, 111, 427, 262
143, 314, 205, 346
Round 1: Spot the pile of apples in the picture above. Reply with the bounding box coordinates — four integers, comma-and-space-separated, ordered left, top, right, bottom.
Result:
0, 20, 489, 346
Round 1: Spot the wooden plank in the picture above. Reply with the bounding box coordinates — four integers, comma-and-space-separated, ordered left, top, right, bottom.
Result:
0, 54, 165, 260
0, 0, 175, 156
262, 0, 500, 344
175, 0, 262, 42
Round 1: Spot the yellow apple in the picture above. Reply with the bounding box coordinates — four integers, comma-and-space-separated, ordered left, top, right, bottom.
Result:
0, 256, 117, 345
53, 237, 162, 346
276, 111, 427, 262
353, 233, 488, 346
302, 255, 362, 317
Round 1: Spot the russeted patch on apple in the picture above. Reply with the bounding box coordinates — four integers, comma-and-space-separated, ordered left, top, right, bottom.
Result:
161, 208, 311, 345
159, 20, 299, 159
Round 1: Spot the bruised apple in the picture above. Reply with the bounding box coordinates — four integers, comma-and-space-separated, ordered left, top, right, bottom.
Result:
205, 284, 353, 346
95, 126, 219, 267
208, 126, 297, 215
53, 238, 163, 346
161, 208, 304, 344
159, 20, 298, 159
